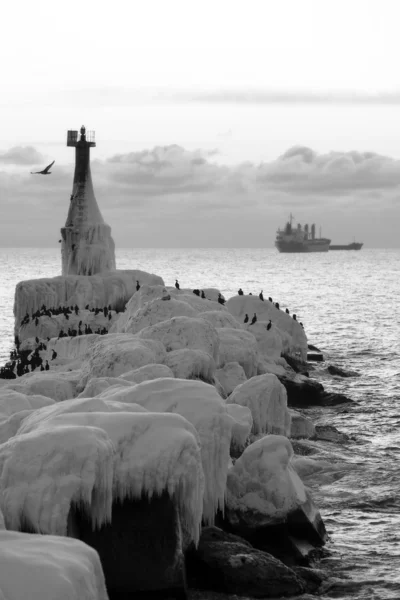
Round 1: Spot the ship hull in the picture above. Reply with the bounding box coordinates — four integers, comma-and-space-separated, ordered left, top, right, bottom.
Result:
330, 243, 363, 250
275, 240, 330, 253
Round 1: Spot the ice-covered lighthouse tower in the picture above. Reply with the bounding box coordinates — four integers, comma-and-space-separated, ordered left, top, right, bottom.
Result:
61, 126, 116, 276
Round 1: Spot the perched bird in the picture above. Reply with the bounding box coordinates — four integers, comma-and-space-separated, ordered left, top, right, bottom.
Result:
285, 308, 290, 314
250, 313, 257, 325
175, 280, 180, 290
136, 280, 140, 291
259, 290, 264, 301
238, 288, 244, 296
244, 313, 249, 323
275, 302, 280, 310
268, 297, 273, 302
31, 160, 55, 175
293, 314, 297, 321
267, 319, 272, 331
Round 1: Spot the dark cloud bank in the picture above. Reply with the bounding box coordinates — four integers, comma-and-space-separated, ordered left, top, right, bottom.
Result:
0, 144, 399, 247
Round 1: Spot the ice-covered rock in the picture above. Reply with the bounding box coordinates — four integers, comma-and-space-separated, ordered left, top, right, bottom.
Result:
164, 348, 216, 381
120, 363, 175, 383
77, 334, 166, 392
0, 389, 54, 417
257, 359, 288, 377
138, 316, 220, 361
77, 376, 133, 398
0, 531, 109, 600
1, 411, 204, 544
247, 321, 284, 362
96, 378, 233, 523
289, 410, 316, 440
14, 270, 164, 335
227, 374, 291, 437
110, 284, 169, 333
225, 404, 253, 454
217, 328, 259, 378
215, 362, 247, 397
226, 435, 307, 522
226, 296, 308, 361
5, 373, 76, 402
170, 291, 227, 314
0, 410, 34, 444
198, 310, 242, 330
117, 297, 198, 335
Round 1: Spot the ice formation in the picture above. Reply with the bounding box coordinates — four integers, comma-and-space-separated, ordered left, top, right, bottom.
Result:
14, 270, 164, 336
120, 363, 174, 383
77, 334, 167, 391
198, 310, 243, 330
96, 377, 233, 523
0, 389, 54, 418
226, 295, 308, 361
215, 362, 247, 397
0, 530, 109, 600
61, 126, 115, 276
1, 411, 204, 544
5, 373, 76, 402
288, 409, 316, 439
226, 435, 307, 520
217, 328, 259, 378
164, 348, 216, 381
138, 316, 220, 361
225, 404, 253, 452
120, 297, 198, 335
227, 373, 291, 436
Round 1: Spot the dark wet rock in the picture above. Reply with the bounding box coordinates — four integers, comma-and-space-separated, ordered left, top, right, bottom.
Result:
307, 352, 324, 362
68, 492, 188, 599
291, 440, 320, 456
307, 344, 322, 352
292, 566, 325, 593
282, 353, 311, 376
186, 526, 305, 598
315, 424, 350, 443
327, 364, 360, 378
278, 373, 354, 408
222, 490, 327, 567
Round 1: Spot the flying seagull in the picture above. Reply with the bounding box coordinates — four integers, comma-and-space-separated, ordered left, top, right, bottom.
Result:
31, 160, 55, 175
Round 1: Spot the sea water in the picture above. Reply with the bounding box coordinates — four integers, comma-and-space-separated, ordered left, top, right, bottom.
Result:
0, 247, 399, 599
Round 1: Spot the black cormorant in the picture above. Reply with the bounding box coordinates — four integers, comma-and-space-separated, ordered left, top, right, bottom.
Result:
250, 313, 257, 325
244, 313, 249, 323
259, 290, 264, 301
267, 319, 272, 331
175, 280, 180, 290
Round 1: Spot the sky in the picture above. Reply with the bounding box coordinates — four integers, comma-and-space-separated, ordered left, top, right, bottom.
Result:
1, 0, 400, 247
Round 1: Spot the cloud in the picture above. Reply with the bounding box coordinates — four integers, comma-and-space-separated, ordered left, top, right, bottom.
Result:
1, 143, 400, 247
190, 90, 400, 106
0, 146, 45, 165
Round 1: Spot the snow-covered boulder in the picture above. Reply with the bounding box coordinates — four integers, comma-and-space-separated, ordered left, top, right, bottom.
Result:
226, 296, 308, 361
217, 328, 259, 378
0, 410, 34, 444
120, 364, 175, 383
118, 298, 198, 335
14, 270, 164, 336
289, 410, 316, 440
164, 349, 216, 382
0, 389, 54, 417
77, 334, 166, 392
226, 436, 307, 523
225, 435, 327, 559
226, 404, 253, 454
198, 310, 242, 330
256, 359, 288, 377
138, 316, 220, 361
0, 531, 108, 600
215, 362, 247, 397
47, 334, 99, 360
1, 411, 204, 544
246, 322, 284, 362
77, 376, 133, 398
169, 291, 227, 314
227, 374, 291, 437
5, 373, 76, 402
110, 284, 169, 333
96, 378, 233, 524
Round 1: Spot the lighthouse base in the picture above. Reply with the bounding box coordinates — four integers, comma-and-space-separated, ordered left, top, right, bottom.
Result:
61, 223, 116, 276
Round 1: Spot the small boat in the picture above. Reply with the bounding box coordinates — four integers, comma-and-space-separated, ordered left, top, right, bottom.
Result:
275, 215, 331, 253
329, 242, 363, 250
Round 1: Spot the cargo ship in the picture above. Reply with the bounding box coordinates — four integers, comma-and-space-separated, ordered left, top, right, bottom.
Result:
330, 242, 363, 250
275, 215, 331, 253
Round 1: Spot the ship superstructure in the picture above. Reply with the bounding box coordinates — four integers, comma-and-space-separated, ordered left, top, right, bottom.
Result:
275, 215, 331, 253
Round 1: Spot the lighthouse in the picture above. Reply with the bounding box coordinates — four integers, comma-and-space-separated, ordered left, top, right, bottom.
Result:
61, 126, 116, 276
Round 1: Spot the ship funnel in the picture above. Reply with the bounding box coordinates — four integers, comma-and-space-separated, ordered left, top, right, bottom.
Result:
297, 223, 301, 230
311, 224, 315, 240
